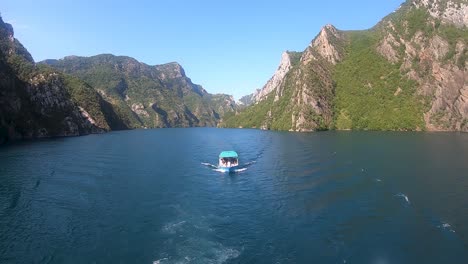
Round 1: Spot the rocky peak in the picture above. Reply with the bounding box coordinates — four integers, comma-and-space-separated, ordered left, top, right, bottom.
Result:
155, 62, 186, 79
253, 51, 293, 102
322, 24, 340, 35
301, 24, 345, 65
0, 17, 34, 67
4, 22, 14, 43
412, 0, 468, 27
0, 18, 16, 56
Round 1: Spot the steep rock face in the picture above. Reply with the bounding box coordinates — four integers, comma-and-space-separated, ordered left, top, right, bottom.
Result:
0, 66, 105, 143
254, 51, 294, 102
221, 25, 343, 131
291, 24, 345, 131
409, 34, 466, 131
0, 17, 124, 144
223, 0, 467, 132
413, 0, 468, 27
238, 93, 256, 107
375, 0, 467, 131
41, 55, 236, 128
302, 24, 346, 65
238, 51, 301, 108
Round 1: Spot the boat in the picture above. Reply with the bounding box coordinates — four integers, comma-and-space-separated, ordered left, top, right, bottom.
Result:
218, 151, 239, 173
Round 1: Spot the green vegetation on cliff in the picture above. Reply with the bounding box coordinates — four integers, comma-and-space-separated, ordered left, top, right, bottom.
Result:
42, 55, 236, 128
1, 16, 129, 143
2, 12, 237, 144
333, 31, 425, 131
223, 0, 467, 132
221, 68, 297, 130
221, 97, 273, 129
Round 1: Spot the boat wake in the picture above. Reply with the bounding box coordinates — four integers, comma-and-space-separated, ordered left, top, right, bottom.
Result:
153, 245, 240, 264
156, 210, 241, 264
243, 160, 256, 167
437, 222, 456, 233
162, 221, 187, 234
201, 162, 217, 169
211, 167, 248, 173
395, 193, 410, 205
201, 161, 255, 173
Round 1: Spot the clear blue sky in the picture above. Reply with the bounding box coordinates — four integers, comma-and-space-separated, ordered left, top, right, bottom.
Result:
2, 0, 403, 99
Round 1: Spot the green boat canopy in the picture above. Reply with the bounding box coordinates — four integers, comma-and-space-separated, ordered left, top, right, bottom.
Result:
219, 151, 238, 158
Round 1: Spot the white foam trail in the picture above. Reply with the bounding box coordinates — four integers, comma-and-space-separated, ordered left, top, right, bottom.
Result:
214, 247, 240, 263
395, 193, 410, 204
438, 222, 456, 233
204, 161, 252, 173
153, 258, 167, 264
375, 178, 382, 182
154, 243, 240, 264
162, 221, 186, 234
201, 162, 217, 168
212, 167, 248, 173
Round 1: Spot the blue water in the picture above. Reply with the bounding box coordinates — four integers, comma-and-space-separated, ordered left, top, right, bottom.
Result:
0, 128, 467, 263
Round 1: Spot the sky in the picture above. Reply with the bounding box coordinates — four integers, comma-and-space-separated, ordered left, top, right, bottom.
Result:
2, 0, 404, 100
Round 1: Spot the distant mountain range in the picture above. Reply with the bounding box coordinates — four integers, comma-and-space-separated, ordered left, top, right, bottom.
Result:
0, 16, 236, 144
40, 55, 236, 129
222, 0, 467, 132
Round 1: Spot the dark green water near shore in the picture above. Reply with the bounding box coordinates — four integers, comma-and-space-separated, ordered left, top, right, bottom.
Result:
1, 128, 467, 263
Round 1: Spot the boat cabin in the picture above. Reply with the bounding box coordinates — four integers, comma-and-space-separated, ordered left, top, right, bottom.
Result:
219, 151, 239, 168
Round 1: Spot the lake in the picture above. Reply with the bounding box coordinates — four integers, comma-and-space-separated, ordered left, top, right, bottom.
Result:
1, 128, 467, 263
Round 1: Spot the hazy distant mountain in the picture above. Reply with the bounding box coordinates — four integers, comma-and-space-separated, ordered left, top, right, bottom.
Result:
222, 0, 467, 132
238, 93, 256, 107
40, 55, 237, 129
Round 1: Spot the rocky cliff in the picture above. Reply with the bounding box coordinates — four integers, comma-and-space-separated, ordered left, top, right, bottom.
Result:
238, 51, 302, 107
373, 0, 467, 131
221, 24, 346, 131
254, 51, 302, 102
41, 55, 237, 128
222, 0, 467, 132
0, 17, 125, 144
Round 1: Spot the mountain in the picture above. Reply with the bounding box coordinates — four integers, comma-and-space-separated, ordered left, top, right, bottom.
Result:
253, 51, 303, 103
40, 55, 236, 129
222, 0, 467, 132
0, 14, 236, 144
235, 51, 303, 108
0, 16, 126, 144
238, 93, 256, 107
